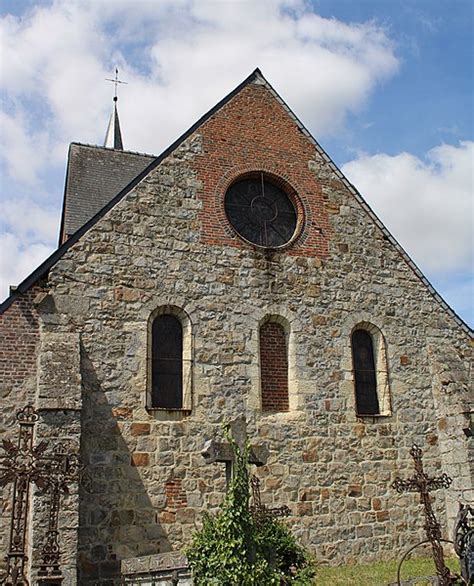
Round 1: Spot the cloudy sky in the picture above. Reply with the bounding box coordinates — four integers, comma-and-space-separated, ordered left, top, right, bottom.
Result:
0, 0, 472, 325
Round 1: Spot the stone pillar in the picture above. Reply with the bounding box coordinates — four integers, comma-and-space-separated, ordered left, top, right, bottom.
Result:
31, 331, 83, 585
428, 343, 473, 532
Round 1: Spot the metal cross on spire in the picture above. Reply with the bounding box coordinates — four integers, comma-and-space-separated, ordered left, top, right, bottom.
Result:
105, 68, 128, 102
104, 68, 126, 149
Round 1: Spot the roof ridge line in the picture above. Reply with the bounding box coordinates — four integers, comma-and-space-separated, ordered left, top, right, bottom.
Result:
1, 68, 472, 334
70, 142, 157, 158
0, 68, 262, 314
254, 74, 472, 335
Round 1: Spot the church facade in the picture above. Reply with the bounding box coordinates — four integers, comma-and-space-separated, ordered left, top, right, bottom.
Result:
0, 69, 472, 584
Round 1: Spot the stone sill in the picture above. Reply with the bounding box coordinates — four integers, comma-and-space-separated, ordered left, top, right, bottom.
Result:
259, 410, 305, 421
147, 408, 192, 421
356, 412, 392, 419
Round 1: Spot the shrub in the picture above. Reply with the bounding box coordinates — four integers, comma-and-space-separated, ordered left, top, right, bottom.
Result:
187, 428, 316, 585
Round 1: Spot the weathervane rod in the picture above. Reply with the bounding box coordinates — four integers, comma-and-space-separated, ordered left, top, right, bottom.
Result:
105, 67, 128, 102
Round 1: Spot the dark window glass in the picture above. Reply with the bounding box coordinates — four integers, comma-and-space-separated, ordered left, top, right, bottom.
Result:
260, 321, 289, 412
152, 314, 183, 409
225, 174, 297, 248
351, 329, 380, 415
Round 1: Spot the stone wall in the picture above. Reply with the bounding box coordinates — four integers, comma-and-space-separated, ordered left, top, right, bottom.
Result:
1, 78, 471, 585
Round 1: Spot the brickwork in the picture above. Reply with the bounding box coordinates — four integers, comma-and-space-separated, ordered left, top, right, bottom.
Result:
0, 76, 472, 584
165, 479, 188, 510
0, 287, 41, 393
260, 321, 289, 412
195, 83, 332, 257
0, 286, 42, 574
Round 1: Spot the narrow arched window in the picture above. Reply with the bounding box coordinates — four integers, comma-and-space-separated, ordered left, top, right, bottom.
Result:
351, 329, 380, 415
152, 314, 183, 409
260, 321, 289, 412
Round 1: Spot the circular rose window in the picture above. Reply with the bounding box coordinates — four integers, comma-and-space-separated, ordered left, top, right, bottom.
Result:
224, 173, 298, 248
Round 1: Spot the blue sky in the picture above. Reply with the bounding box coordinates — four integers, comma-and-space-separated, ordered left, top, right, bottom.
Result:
0, 0, 472, 325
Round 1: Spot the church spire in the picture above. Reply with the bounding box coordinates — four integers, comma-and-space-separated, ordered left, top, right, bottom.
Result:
104, 68, 127, 150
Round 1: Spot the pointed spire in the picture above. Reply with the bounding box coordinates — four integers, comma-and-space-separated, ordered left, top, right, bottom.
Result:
104, 102, 124, 150
104, 68, 127, 150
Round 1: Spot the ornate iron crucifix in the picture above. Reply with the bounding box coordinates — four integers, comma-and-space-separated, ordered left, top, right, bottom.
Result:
0, 406, 82, 586
0, 406, 50, 585
37, 444, 82, 584
392, 444, 455, 586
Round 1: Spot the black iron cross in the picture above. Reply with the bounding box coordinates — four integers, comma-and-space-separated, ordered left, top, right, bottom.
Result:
202, 416, 269, 489
105, 68, 128, 102
0, 406, 82, 586
392, 444, 455, 586
250, 475, 290, 523
0, 405, 50, 585
37, 444, 82, 583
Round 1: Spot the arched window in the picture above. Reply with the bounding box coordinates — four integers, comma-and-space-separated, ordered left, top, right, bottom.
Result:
259, 320, 289, 412
351, 329, 379, 415
350, 322, 392, 417
151, 314, 183, 409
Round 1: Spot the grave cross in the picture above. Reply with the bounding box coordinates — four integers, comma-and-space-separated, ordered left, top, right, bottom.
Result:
201, 416, 269, 489
0, 405, 50, 586
250, 475, 290, 523
37, 444, 83, 583
392, 444, 454, 586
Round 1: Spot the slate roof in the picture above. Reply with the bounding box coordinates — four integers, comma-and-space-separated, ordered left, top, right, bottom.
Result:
59, 143, 155, 243
0, 68, 471, 334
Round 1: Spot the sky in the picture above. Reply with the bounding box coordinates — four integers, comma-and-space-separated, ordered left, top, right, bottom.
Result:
0, 0, 472, 326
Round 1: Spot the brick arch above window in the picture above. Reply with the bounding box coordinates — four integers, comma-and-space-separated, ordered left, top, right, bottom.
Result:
259, 316, 290, 413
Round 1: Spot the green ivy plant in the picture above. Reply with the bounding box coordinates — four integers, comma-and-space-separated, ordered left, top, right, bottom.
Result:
187, 427, 317, 585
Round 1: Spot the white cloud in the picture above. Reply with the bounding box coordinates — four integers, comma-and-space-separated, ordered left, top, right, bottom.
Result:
0, 198, 59, 242
0, 0, 399, 181
0, 232, 54, 297
0, 198, 59, 299
342, 141, 474, 273
0, 110, 52, 186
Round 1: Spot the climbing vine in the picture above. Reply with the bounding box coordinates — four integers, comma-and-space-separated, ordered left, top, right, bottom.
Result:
187, 427, 316, 585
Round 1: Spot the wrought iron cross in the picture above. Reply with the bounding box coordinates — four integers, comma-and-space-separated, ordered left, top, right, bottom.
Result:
37, 444, 82, 583
0, 406, 82, 586
392, 444, 454, 586
105, 68, 127, 102
250, 475, 290, 523
0, 405, 52, 585
202, 416, 269, 489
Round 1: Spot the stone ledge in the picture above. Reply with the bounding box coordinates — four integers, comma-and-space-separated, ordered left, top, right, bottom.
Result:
121, 552, 189, 575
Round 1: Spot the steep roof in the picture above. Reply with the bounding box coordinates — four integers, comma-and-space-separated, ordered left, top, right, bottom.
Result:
0, 69, 471, 334
59, 143, 155, 243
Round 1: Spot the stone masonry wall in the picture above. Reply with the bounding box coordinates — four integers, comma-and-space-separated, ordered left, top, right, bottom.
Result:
2, 79, 471, 584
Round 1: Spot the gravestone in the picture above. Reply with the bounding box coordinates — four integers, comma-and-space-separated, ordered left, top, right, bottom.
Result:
121, 552, 191, 585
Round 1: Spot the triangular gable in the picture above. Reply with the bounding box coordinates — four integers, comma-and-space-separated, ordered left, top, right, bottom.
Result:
0, 69, 471, 334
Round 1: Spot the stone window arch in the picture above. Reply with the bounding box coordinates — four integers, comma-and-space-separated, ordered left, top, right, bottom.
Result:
351, 322, 391, 416
148, 306, 192, 411
259, 316, 289, 412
